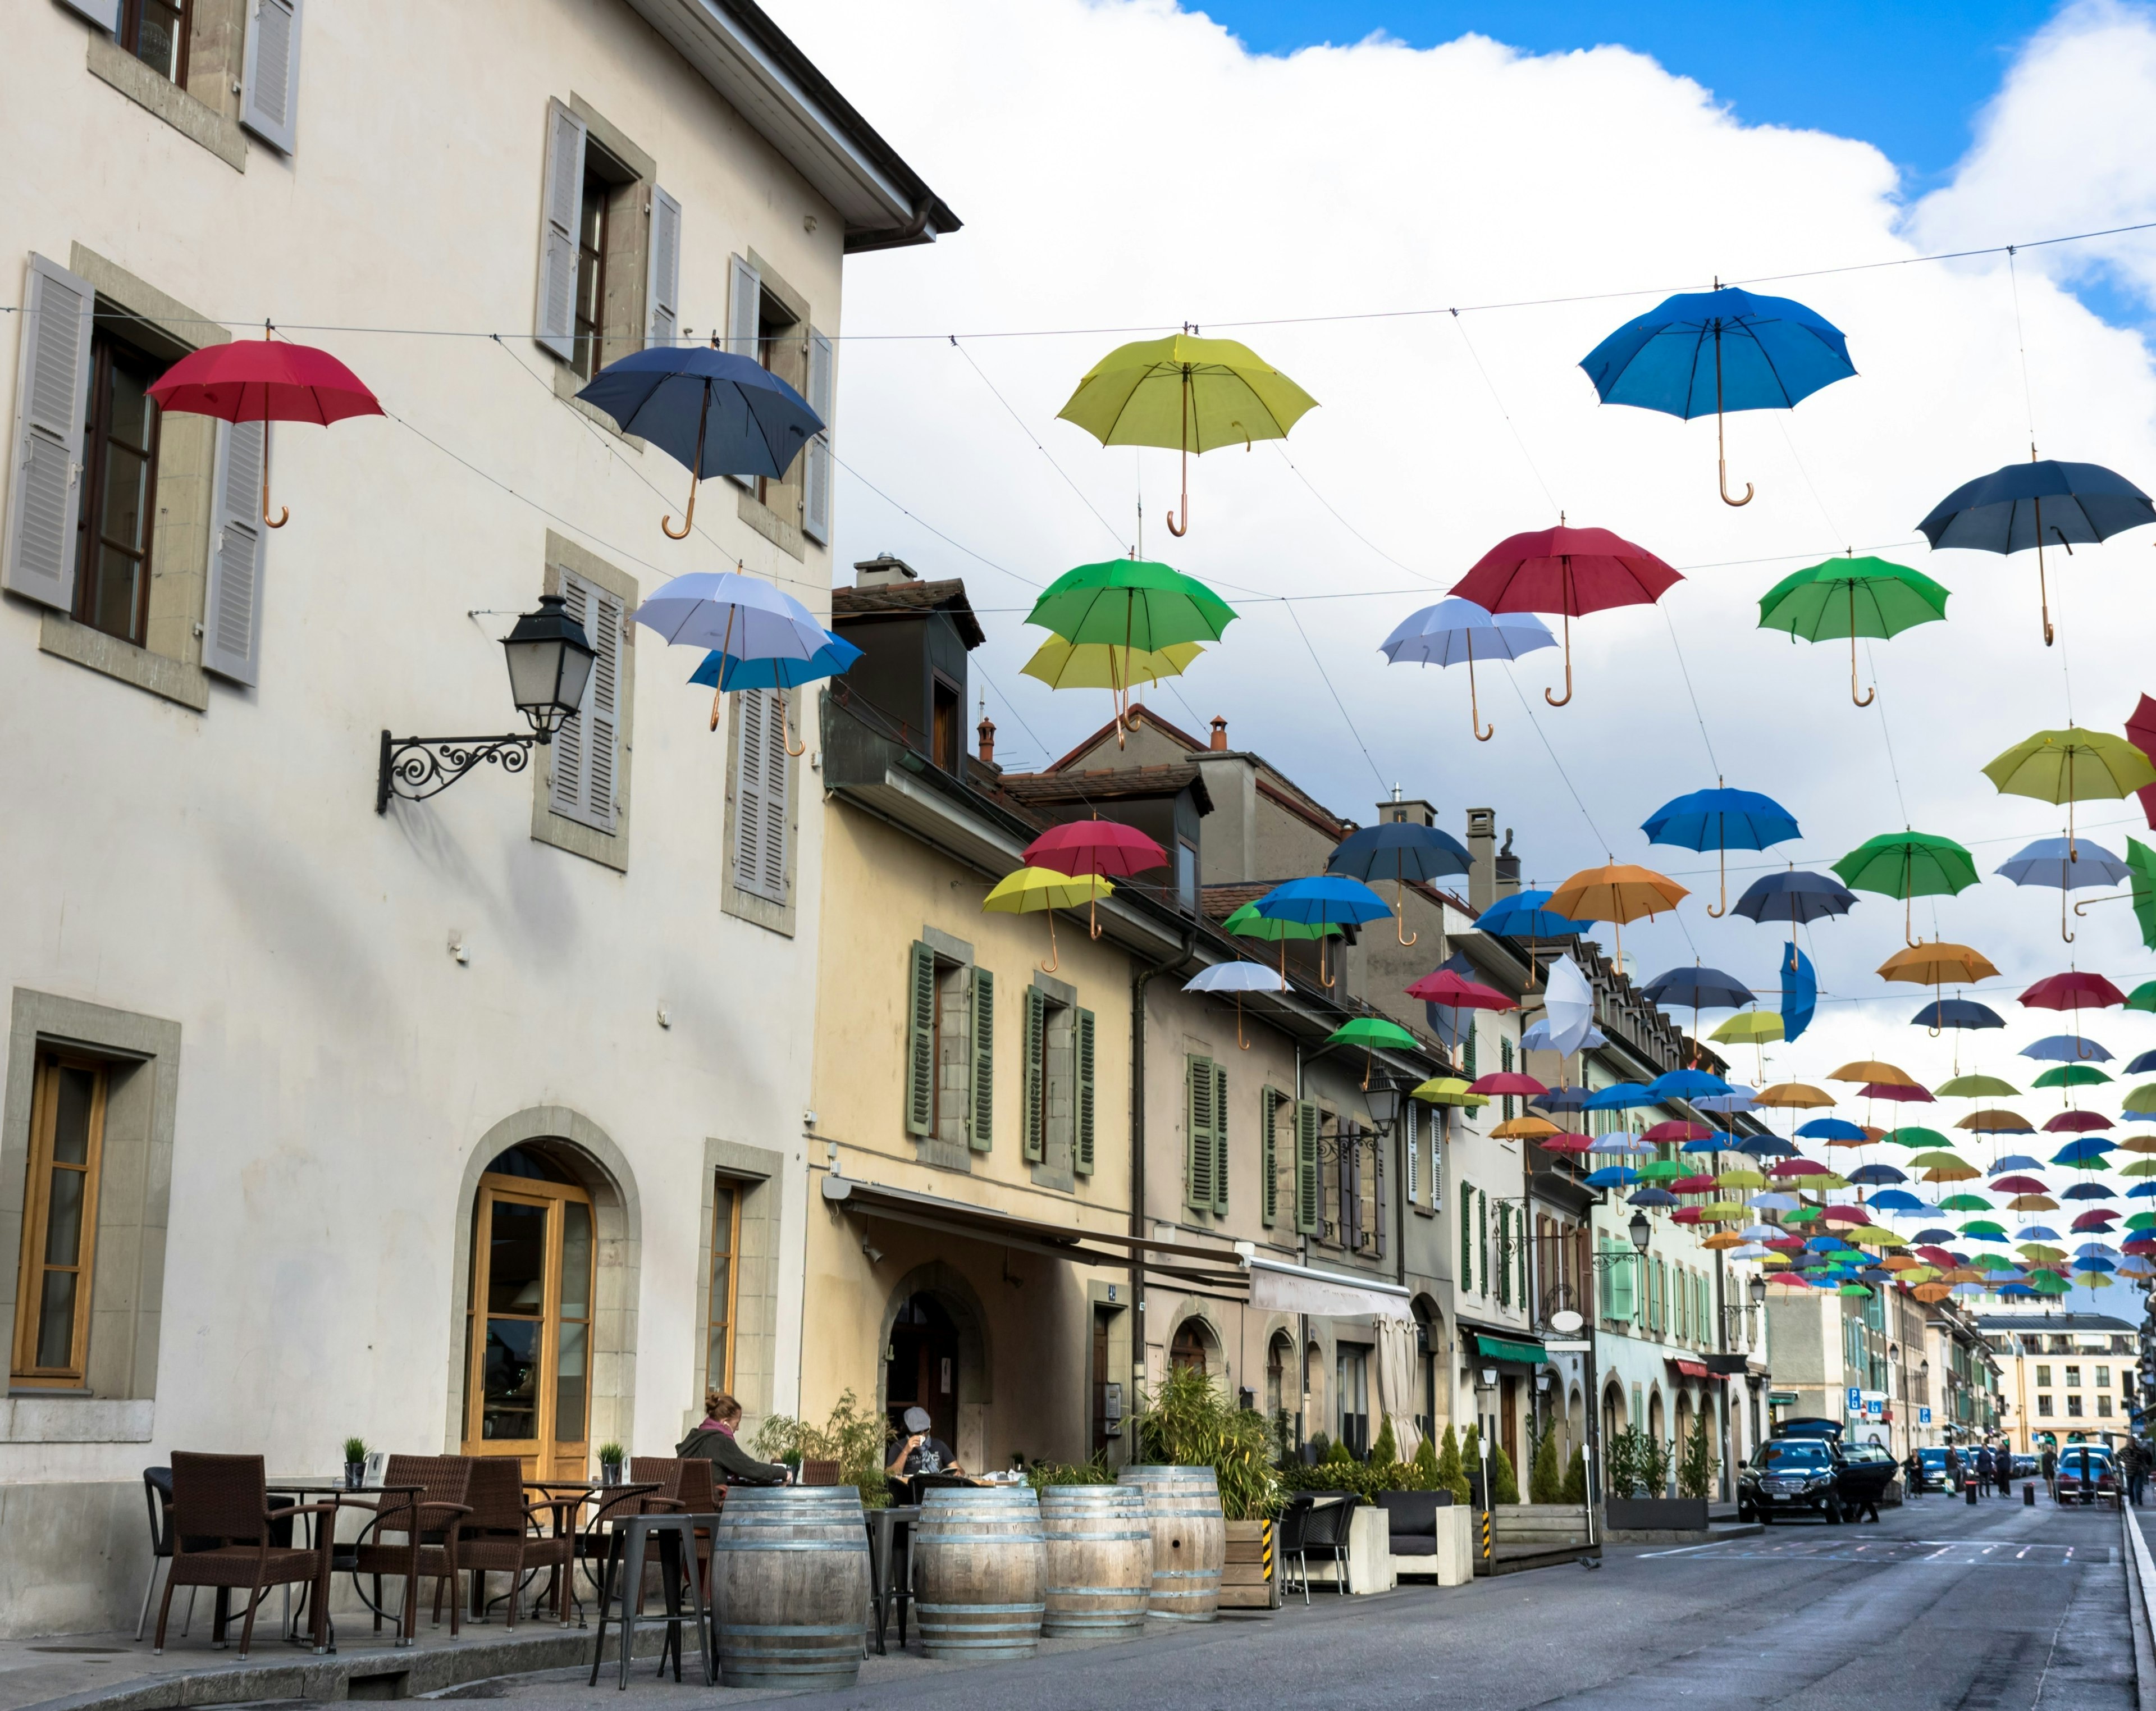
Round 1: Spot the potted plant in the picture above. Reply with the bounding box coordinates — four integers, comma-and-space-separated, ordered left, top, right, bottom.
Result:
597, 1442, 626, 1486
342, 1438, 368, 1491
1602, 1423, 1708, 1534
749, 1390, 892, 1509
1130, 1366, 1282, 1609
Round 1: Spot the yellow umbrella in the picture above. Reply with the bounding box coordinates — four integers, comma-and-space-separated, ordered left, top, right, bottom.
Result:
1412, 1077, 1489, 1108
1547, 863, 1689, 966
983, 866, 1114, 973
1712, 1009, 1783, 1079
1983, 726, 2156, 861
1716, 1169, 1766, 1189
1020, 636, 1203, 692
1492, 1114, 1560, 1140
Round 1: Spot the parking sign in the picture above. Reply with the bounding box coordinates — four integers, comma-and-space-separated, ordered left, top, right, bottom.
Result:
1919, 1406, 1933, 1426
1847, 1386, 1863, 1413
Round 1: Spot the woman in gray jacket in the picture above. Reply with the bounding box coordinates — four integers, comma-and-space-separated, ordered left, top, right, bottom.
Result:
675, 1391, 790, 1485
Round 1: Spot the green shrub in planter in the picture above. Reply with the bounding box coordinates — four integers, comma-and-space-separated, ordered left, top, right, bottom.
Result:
1561, 1446, 1588, 1505
1026, 1453, 1116, 1492
1530, 1428, 1563, 1504
1677, 1412, 1719, 1500
1369, 1415, 1399, 1466
751, 1389, 892, 1509
1489, 1442, 1520, 1505
1410, 1432, 1442, 1489
1324, 1435, 1354, 1464
1436, 1426, 1470, 1507
1129, 1365, 1281, 1522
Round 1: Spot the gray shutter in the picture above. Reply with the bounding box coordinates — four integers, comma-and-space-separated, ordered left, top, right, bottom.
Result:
757, 687, 790, 899
549, 574, 591, 822
583, 583, 623, 831
3, 253, 94, 611
535, 99, 588, 362
904, 942, 934, 1137
1022, 987, 1045, 1162
1075, 1008, 1095, 1175
1295, 1102, 1320, 1237
240, 0, 304, 154
201, 421, 265, 683
724, 255, 761, 487
1185, 1056, 1214, 1213
729, 689, 767, 893
1212, 1062, 1228, 1215
1373, 1128, 1387, 1260
648, 186, 682, 349
968, 968, 994, 1153
802, 326, 834, 544
1260, 1088, 1280, 1228
56, 0, 119, 28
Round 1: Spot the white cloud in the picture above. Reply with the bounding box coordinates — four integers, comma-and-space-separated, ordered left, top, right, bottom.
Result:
783, 0, 2156, 1215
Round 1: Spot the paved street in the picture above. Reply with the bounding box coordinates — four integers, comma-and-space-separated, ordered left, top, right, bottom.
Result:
449, 1499, 2138, 1711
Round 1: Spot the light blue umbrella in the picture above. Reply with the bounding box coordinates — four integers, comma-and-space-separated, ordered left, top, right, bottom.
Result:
1522, 1016, 1608, 1053
2022, 1034, 2112, 1063
1379, 598, 1555, 742
637, 569, 839, 734
689, 632, 860, 692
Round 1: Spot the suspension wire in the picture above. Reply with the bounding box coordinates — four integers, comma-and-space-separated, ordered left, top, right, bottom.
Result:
2007, 248, 2041, 451
1863, 639, 1913, 831
1499, 667, 1607, 854
1285, 601, 1388, 792
836, 455, 1044, 593
949, 337, 1129, 551
1659, 605, 1721, 779
1270, 444, 1442, 585
1450, 311, 1564, 519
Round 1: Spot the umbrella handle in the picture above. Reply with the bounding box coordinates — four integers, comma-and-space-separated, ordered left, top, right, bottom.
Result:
1544, 607, 1574, 708
1468, 647, 1493, 741
261, 423, 289, 528
1236, 992, 1250, 1052
1090, 893, 1103, 942
779, 687, 806, 759
1165, 375, 1190, 537
664, 384, 711, 540
1714, 333, 1753, 507
2034, 497, 2055, 646
1848, 599, 1874, 707
1042, 909, 1060, 975
707, 603, 738, 733
1706, 851, 1727, 919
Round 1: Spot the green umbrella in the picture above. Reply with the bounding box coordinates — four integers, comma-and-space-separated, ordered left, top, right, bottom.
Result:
1757, 554, 1949, 706
1636, 1160, 1684, 1181
2125, 1084, 2156, 1115
1326, 1016, 1417, 1088
2126, 1212, 2156, 1230
2128, 981, 2156, 1014
1057, 332, 1318, 538
2026, 1270, 2072, 1296
1936, 1074, 2018, 1098
1832, 831, 1981, 945
2033, 1064, 2111, 1089
1027, 558, 1237, 741
1837, 1283, 1873, 1297
1885, 1126, 1951, 1149
1783, 1206, 1822, 1224
1224, 902, 1342, 942
1983, 727, 2156, 860
1960, 1217, 2008, 1236
2127, 839, 2156, 951
1969, 1252, 2017, 1270
1938, 1194, 1992, 1212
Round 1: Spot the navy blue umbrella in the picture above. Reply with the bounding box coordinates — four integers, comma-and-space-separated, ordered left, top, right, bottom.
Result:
1733, 868, 1857, 933
1916, 457, 2155, 645
577, 345, 823, 539
1643, 786, 1801, 916
2128, 1049, 2156, 1076
1642, 965, 1755, 1010
1740, 1134, 1797, 1158
1532, 1084, 1594, 1114
1328, 821, 1472, 947
1579, 286, 1854, 507
1911, 998, 2005, 1030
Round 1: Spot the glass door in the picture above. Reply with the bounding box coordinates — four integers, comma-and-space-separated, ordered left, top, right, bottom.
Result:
462, 1176, 592, 1479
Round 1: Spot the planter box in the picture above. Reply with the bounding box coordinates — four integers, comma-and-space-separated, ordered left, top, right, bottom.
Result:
1221, 1518, 1279, 1610
1605, 1496, 1709, 1533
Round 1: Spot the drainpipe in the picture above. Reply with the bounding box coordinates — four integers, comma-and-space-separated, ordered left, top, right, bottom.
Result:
1131, 927, 1197, 1417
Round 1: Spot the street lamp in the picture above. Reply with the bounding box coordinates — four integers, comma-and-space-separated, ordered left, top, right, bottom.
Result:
377, 595, 597, 812
1748, 1275, 1768, 1308
1365, 1079, 1403, 1133
1627, 1210, 1651, 1254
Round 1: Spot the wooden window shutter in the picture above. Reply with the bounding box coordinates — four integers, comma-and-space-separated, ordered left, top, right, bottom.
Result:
1022, 987, 1045, 1163
1294, 1102, 1320, 1236
1459, 1184, 1474, 1294
1477, 1190, 1489, 1296
724, 255, 762, 487
759, 686, 789, 896
903, 941, 935, 1137
1184, 1055, 1214, 1213
1260, 1088, 1281, 1228
535, 100, 588, 362
1339, 1120, 1360, 1249
201, 422, 266, 684
729, 689, 789, 902
550, 571, 620, 833
1075, 1007, 1095, 1175
802, 327, 834, 544
3, 254, 94, 611
1372, 1127, 1386, 1260
647, 186, 682, 349
1211, 1061, 1228, 1215
57, 0, 120, 28
967, 968, 993, 1152
240, 0, 304, 154
1496, 1206, 1510, 1307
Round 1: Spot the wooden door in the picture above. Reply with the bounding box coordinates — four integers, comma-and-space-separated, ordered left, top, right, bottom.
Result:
462, 1175, 593, 1480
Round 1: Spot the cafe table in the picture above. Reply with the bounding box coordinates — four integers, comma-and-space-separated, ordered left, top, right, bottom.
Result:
261, 1477, 423, 1653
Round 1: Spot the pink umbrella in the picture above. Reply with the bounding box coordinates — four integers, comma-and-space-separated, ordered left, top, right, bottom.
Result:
1468, 1071, 1547, 1098
1404, 969, 1515, 1010
1025, 819, 1166, 939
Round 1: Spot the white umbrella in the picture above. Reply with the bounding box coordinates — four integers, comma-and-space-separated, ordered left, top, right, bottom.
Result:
1522, 1015, 1607, 1053
1749, 1192, 1800, 1211
1543, 953, 1594, 1057
1183, 961, 1289, 1050
632, 569, 834, 735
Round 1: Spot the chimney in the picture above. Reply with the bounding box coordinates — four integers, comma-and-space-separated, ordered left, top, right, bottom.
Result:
1380, 796, 1436, 829
976, 714, 996, 767
1209, 717, 1228, 752
1467, 808, 1497, 914
852, 554, 919, 587
1496, 827, 1520, 896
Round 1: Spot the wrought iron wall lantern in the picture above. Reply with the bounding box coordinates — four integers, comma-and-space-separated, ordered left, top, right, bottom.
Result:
1588, 1210, 1653, 1269
376, 596, 596, 813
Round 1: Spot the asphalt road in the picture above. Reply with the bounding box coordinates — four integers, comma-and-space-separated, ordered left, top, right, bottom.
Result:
457, 1495, 2141, 1710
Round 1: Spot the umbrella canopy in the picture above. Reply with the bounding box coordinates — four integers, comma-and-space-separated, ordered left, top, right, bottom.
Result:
636, 571, 833, 730
1936, 1073, 2017, 1096
1254, 875, 1391, 928
1548, 864, 1688, 964
689, 631, 860, 693
2127, 841, 2156, 952
1522, 1016, 1610, 1052
1447, 524, 1682, 707
1834, 835, 1982, 945
1026, 559, 1236, 738
1223, 902, 1341, 943
2023, 970, 2128, 1011
1756, 555, 1950, 706
1380, 599, 1555, 741
1797, 1116, 1866, 1139
1471, 1071, 1550, 1098
982, 867, 1115, 973
1404, 969, 1514, 1010
1578, 286, 1854, 505
1328, 1017, 1417, 1084
1493, 1114, 1563, 1140
1641, 966, 1755, 1012
2021, 1034, 2113, 1063
1829, 1060, 1920, 1088
1713, 1011, 1785, 1044
1645, 1069, 1733, 1101
1473, 890, 1590, 941
1917, 457, 2155, 644
1959, 1109, 2035, 1133
1025, 820, 1167, 878
1330, 822, 1471, 946
1184, 964, 1290, 994
147, 330, 384, 527
2051, 1137, 2114, 1164
1878, 941, 2000, 988
1985, 730, 2156, 871
1584, 1082, 1658, 1110
2032, 1064, 2111, 1089
1020, 636, 1202, 692
1863, 1083, 1935, 1104
1057, 333, 1317, 537
1759, 1082, 1835, 1108
1913, 1000, 2006, 1031
1642, 787, 1801, 916
1998, 837, 2131, 889
1733, 870, 1858, 937
1410, 1078, 1488, 1108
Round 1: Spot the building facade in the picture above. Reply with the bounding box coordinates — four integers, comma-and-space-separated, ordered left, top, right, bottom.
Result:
1976, 1309, 2136, 1453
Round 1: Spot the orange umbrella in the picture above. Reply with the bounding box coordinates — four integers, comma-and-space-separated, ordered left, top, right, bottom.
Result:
1829, 1060, 1919, 1087
1755, 1082, 1833, 1108
1876, 942, 2000, 987
1548, 863, 1688, 967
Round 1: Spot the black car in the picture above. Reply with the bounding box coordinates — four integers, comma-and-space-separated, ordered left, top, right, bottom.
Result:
1740, 1437, 1851, 1524
1837, 1441, 1901, 1510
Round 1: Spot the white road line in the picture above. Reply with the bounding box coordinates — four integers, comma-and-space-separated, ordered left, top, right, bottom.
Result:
1634, 1540, 1739, 1558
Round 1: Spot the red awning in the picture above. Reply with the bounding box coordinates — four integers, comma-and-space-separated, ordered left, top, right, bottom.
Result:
1668, 1358, 1712, 1379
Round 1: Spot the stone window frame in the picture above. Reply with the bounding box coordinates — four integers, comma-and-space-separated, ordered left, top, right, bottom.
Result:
734, 251, 814, 561
83, 0, 249, 174
530, 531, 637, 872
691, 1139, 784, 1441
0, 989, 178, 1443
548, 97, 657, 442
911, 926, 974, 1174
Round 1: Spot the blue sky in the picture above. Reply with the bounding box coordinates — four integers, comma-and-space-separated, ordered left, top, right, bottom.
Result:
1202, 1, 2062, 185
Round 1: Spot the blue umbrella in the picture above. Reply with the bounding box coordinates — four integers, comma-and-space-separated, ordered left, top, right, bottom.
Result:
1642, 786, 1801, 916
1912, 1228, 1958, 1243
2073, 1242, 2120, 1260
1642, 966, 1755, 1013
577, 345, 823, 539
1589, 1134, 1655, 1155
1991, 1154, 2044, 1171
636, 569, 841, 733
2022, 1034, 2112, 1063
1645, 1067, 1733, 1102
1584, 1165, 1641, 1188
1585, 1083, 1658, 1111
1997, 836, 2132, 943
1472, 889, 1589, 940
689, 631, 860, 693
1254, 875, 1390, 988
1523, 1016, 1609, 1053
1579, 285, 1855, 507
1912, 998, 2005, 1031
1805, 1235, 1844, 1252
1733, 870, 1857, 937
1379, 598, 1555, 741
2131, 1183, 2156, 1199
2077, 1256, 2119, 1273
2062, 1182, 2116, 1201
1628, 1187, 1679, 1207
1849, 1164, 1909, 1185
1681, 1136, 1729, 1155
1328, 821, 1471, 947
2016, 1225, 2063, 1240
1917, 457, 2156, 645
1533, 1084, 1594, 1114
2129, 1050, 2156, 1076
1780, 943, 1817, 1043
1742, 1135, 1797, 1158
2052, 1139, 2114, 1166
1694, 1088, 1760, 1115
1797, 1117, 1866, 1142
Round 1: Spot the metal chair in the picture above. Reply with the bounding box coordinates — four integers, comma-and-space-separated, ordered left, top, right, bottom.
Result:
1292, 1493, 1356, 1595
1275, 1495, 1317, 1605
135, 1468, 197, 1642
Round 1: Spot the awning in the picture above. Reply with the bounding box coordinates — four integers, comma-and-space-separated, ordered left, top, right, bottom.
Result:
1668, 1358, 1713, 1380
1247, 1258, 1411, 1320
1471, 1334, 1547, 1367
821, 1175, 1248, 1289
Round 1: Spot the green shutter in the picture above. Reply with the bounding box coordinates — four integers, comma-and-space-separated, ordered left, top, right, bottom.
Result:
1260, 1088, 1281, 1226
1295, 1101, 1321, 1235
1598, 1238, 1613, 1319
968, 968, 994, 1152
1478, 1190, 1489, 1297
1212, 1062, 1230, 1215
1500, 1038, 1515, 1120
1023, 985, 1045, 1162
905, 941, 935, 1137
1186, 1055, 1216, 1212
1460, 1183, 1474, 1295
1464, 1024, 1477, 1080
1075, 1008, 1095, 1175
1496, 1205, 1510, 1307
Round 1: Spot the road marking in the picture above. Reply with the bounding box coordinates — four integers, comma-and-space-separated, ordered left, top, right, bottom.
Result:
1634, 1540, 1738, 1558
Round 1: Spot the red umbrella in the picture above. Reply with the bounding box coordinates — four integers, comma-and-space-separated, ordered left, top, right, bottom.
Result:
147, 328, 382, 528
2072, 1208, 2120, 1229
2124, 1237, 2156, 1256
2044, 1110, 2113, 1132
1467, 1071, 1547, 1098
1820, 1204, 1870, 1225
2021, 970, 2127, 1009
1537, 1134, 1595, 1153
1644, 1120, 1711, 1144
1773, 1157, 1829, 1177
2128, 694, 2156, 828
1447, 521, 1683, 706
1670, 1172, 1718, 1193
1915, 1245, 1956, 1266
1024, 820, 1164, 939
1861, 1082, 1933, 1103
1404, 969, 1515, 1010
1991, 1174, 2049, 1193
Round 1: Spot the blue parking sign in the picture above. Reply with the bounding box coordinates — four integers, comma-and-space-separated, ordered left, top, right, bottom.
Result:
1919, 1406, 1933, 1426
1847, 1386, 1863, 1413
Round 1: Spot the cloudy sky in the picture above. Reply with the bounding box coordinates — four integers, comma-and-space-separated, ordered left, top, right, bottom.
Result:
774, 0, 2156, 1293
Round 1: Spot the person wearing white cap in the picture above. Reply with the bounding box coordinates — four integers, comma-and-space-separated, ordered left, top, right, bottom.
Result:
886, 1405, 963, 1477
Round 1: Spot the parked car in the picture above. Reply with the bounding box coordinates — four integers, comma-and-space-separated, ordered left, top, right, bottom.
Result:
2056, 1445, 2117, 1505
1740, 1437, 1851, 1524
2012, 1453, 2038, 1480
1911, 1447, 1953, 1492
1836, 1441, 1901, 1511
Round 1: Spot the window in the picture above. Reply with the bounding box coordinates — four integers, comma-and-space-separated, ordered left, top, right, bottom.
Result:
74, 330, 163, 646
905, 943, 992, 1153
2038, 1394, 2053, 1416
11, 1055, 108, 1387
1336, 1344, 1369, 1457
2100, 1395, 2114, 1418
1176, 842, 1198, 914
1171, 1320, 1211, 1374
706, 1176, 742, 1396
2036, 1364, 2052, 1388
721, 254, 829, 547
536, 101, 664, 382
931, 675, 961, 773
572, 166, 609, 380
120, 0, 190, 83
2067, 1394, 2084, 1417
2097, 1365, 2111, 1389
2065, 1365, 2082, 1389
1184, 1055, 1228, 1215
728, 687, 791, 902
546, 565, 627, 837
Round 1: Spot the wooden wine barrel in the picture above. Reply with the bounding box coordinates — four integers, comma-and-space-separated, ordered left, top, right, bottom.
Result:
912, 1486, 1047, 1659
708, 1486, 870, 1689
1038, 1484, 1150, 1636
1117, 1464, 1226, 1622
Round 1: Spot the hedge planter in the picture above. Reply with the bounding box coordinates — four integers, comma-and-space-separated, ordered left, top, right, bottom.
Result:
1604, 1496, 1709, 1533
1219, 1518, 1278, 1610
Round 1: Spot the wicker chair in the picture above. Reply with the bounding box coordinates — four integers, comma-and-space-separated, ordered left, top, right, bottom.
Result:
448, 1456, 579, 1628
798, 1457, 842, 1486
152, 1453, 337, 1659
348, 1456, 475, 1644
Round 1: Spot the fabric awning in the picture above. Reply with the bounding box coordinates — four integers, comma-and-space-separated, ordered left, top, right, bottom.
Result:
1472, 1334, 1547, 1366
1247, 1258, 1410, 1320
1668, 1358, 1713, 1379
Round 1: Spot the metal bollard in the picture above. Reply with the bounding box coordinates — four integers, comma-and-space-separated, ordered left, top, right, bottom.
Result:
2023, 1482, 2035, 1507
1965, 1478, 1979, 1506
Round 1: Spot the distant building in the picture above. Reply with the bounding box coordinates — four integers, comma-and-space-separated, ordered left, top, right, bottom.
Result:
1973, 1309, 2137, 1452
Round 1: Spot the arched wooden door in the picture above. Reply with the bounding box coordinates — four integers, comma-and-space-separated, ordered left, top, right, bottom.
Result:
461, 1152, 593, 1480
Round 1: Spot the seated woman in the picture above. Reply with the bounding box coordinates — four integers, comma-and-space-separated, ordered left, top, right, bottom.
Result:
675, 1390, 791, 1485
885, 1406, 965, 1478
